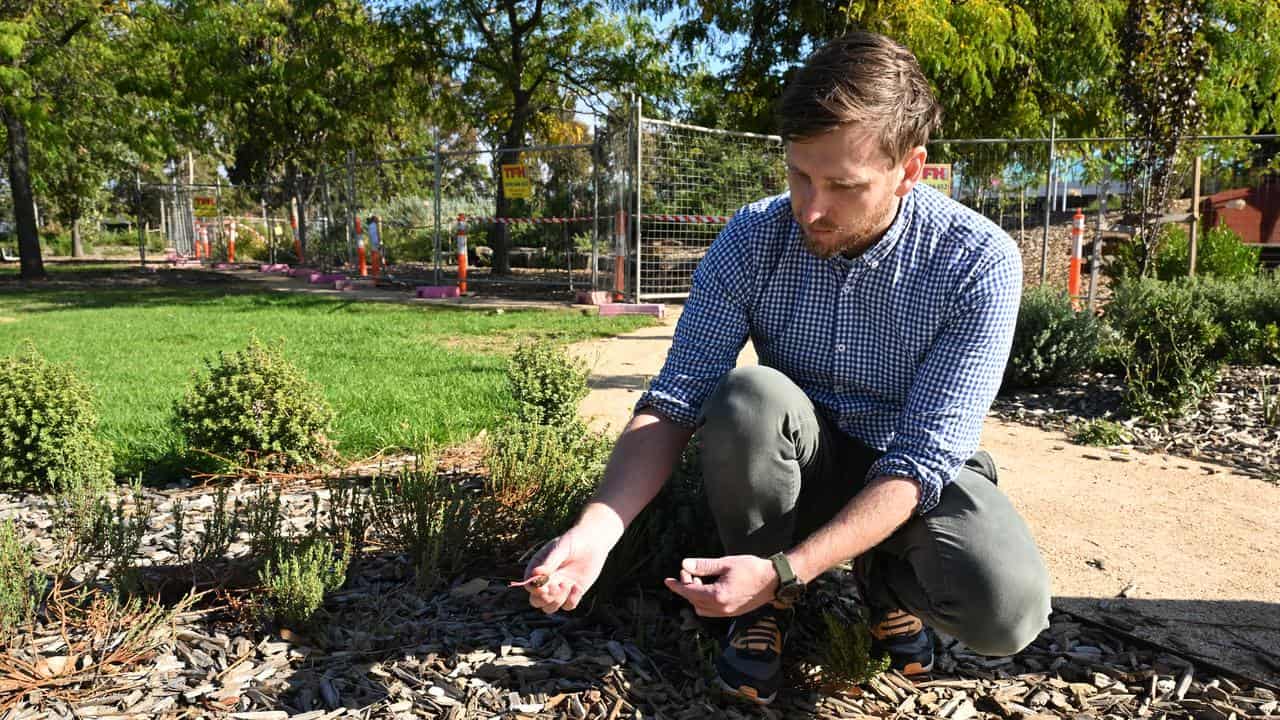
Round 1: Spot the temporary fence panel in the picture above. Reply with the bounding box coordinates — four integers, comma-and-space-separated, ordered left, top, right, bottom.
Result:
633, 117, 786, 301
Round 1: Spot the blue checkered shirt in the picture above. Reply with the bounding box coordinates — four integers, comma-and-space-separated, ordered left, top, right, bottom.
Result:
636, 184, 1022, 514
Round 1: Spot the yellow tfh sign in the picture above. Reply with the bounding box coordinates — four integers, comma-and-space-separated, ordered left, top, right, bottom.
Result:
921, 163, 953, 197
501, 163, 532, 200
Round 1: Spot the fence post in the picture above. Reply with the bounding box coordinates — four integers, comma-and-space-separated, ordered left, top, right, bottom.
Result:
433, 142, 443, 286
135, 171, 147, 268
1088, 167, 1107, 312
634, 96, 643, 303
345, 150, 358, 273
456, 213, 468, 294
591, 129, 600, 291
1188, 154, 1202, 277
1039, 119, 1055, 285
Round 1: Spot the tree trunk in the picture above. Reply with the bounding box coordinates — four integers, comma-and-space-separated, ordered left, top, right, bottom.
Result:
287, 163, 308, 261
2, 108, 46, 280
71, 217, 84, 258
492, 116, 529, 276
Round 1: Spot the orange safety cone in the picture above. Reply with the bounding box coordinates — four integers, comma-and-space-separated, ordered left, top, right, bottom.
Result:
1068, 208, 1085, 308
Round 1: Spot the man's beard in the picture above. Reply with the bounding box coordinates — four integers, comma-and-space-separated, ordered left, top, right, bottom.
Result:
800, 194, 899, 260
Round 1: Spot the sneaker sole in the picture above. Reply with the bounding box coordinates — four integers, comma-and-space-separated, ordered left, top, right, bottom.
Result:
715, 675, 778, 706
896, 658, 935, 677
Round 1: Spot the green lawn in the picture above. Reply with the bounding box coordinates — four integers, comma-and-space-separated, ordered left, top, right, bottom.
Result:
0, 283, 652, 478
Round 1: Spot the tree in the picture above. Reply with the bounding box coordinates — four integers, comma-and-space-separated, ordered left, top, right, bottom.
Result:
166, 0, 438, 256
399, 0, 674, 274
0, 2, 172, 277
1117, 0, 1208, 275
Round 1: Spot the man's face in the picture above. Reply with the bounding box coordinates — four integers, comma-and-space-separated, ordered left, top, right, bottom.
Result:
785, 125, 922, 259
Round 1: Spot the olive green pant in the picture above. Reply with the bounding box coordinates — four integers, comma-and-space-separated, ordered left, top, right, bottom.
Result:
697, 366, 1052, 656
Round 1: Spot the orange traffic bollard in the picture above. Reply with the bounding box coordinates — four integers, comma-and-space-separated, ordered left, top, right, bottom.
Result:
227, 222, 237, 264
357, 240, 368, 276
456, 214, 468, 294
1068, 208, 1084, 307
613, 209, 626, 300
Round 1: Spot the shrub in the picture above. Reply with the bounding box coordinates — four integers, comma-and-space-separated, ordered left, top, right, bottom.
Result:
242, 485, 287, 559
0, 344, 114, 491
370, 465, 475, 588
1003, 287, 1101, 390
50, 476, 154, 592
0, 519, 41, 638
1189, 274, 1280, 365
174, 338, 335, 472
592, 441, 720, 603
507, 341, 589, 427
1105, 278, 1223, 418
1155, 223, 1259, 281
171, 488, 239, 564
818, 611, 890, 686
257, 537, 350, 627
1069, 419, 1133, 447
486, 421, 610, 542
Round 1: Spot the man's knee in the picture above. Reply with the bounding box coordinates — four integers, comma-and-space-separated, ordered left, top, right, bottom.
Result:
699, 365, 804, 441
941, 551, 1052, 656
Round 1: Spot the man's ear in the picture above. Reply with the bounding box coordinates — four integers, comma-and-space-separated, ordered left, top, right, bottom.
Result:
896, 146, 928, 197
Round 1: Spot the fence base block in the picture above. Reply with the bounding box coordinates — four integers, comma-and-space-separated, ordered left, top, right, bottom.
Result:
416, 285, 460, 299
309, 272, 345, 284
575, 290, 612, 306
212, 262, 236, 270
260, 263, 290, 273
598, 303, 665, 318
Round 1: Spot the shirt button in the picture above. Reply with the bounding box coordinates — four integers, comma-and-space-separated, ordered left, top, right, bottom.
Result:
834, 383, 845, 393
835, 343, 846, 353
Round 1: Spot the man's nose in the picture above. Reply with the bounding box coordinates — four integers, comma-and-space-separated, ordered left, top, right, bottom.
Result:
799, 190, 830, 225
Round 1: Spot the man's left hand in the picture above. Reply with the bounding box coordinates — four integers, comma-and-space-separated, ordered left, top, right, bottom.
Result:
663, 555, 778, 617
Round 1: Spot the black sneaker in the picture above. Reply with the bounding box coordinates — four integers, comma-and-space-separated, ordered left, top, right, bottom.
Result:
869, 609, 935, 676
715, 600, 792, 705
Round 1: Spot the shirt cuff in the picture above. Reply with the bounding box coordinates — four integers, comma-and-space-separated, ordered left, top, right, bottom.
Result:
634, 390, 700, 429
866, 452, 945, 514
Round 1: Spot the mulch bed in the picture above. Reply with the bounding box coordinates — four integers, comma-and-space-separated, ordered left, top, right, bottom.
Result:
991, 365, 1280, 483
3, 465, 1277, 719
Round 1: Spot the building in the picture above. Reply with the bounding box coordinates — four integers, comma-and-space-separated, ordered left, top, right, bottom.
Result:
1201, 180, 1280, 246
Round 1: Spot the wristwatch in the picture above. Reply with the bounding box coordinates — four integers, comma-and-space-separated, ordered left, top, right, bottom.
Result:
769, 552, 806, 603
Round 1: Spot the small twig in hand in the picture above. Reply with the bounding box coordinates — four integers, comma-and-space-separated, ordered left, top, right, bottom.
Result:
508, 574, 549, 589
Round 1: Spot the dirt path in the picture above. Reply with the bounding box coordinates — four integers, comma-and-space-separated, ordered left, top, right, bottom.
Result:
572, 307, 1280, 683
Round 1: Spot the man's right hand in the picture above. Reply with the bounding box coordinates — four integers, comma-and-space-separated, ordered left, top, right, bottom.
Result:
522, 523, 611, 614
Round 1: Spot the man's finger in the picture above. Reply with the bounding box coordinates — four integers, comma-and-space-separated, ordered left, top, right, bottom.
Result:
562, 583, 586, 612
664, 576, 718, 607
682, 556, 731, 578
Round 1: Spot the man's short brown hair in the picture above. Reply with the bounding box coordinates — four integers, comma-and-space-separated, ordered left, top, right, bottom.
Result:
777, 32, 942, 163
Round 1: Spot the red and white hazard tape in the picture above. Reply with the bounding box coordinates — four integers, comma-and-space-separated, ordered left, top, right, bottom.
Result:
639, 214, 732, 224
466, 216, 594, 225
466, 213, 733, 225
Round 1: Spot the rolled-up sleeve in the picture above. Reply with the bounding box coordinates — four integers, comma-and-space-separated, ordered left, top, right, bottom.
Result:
867, 246, 1022, 513
635, 218, 756, 427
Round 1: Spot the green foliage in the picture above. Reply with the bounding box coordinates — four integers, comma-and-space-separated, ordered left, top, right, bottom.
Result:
1069, 419, 1133, 447
486, 421, 611, 542
507, 341, 590, 427
1106, 278, 1223, 418
370, 465, 475, 588
819, 611, 891, 687
1154, 223, 1259, 280
325, 475, 374, 549
1186, 274, 1280, 365
174, 338, 335, 472
1003, 286, 1101, 390
172, 488, 238, 564
50, 477, 154, 593
257, 537, 350, 627
1261, 377, 1280, 428
0, 344, 113, 491
242, 486, 286, 560
0, 519, 41, 639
